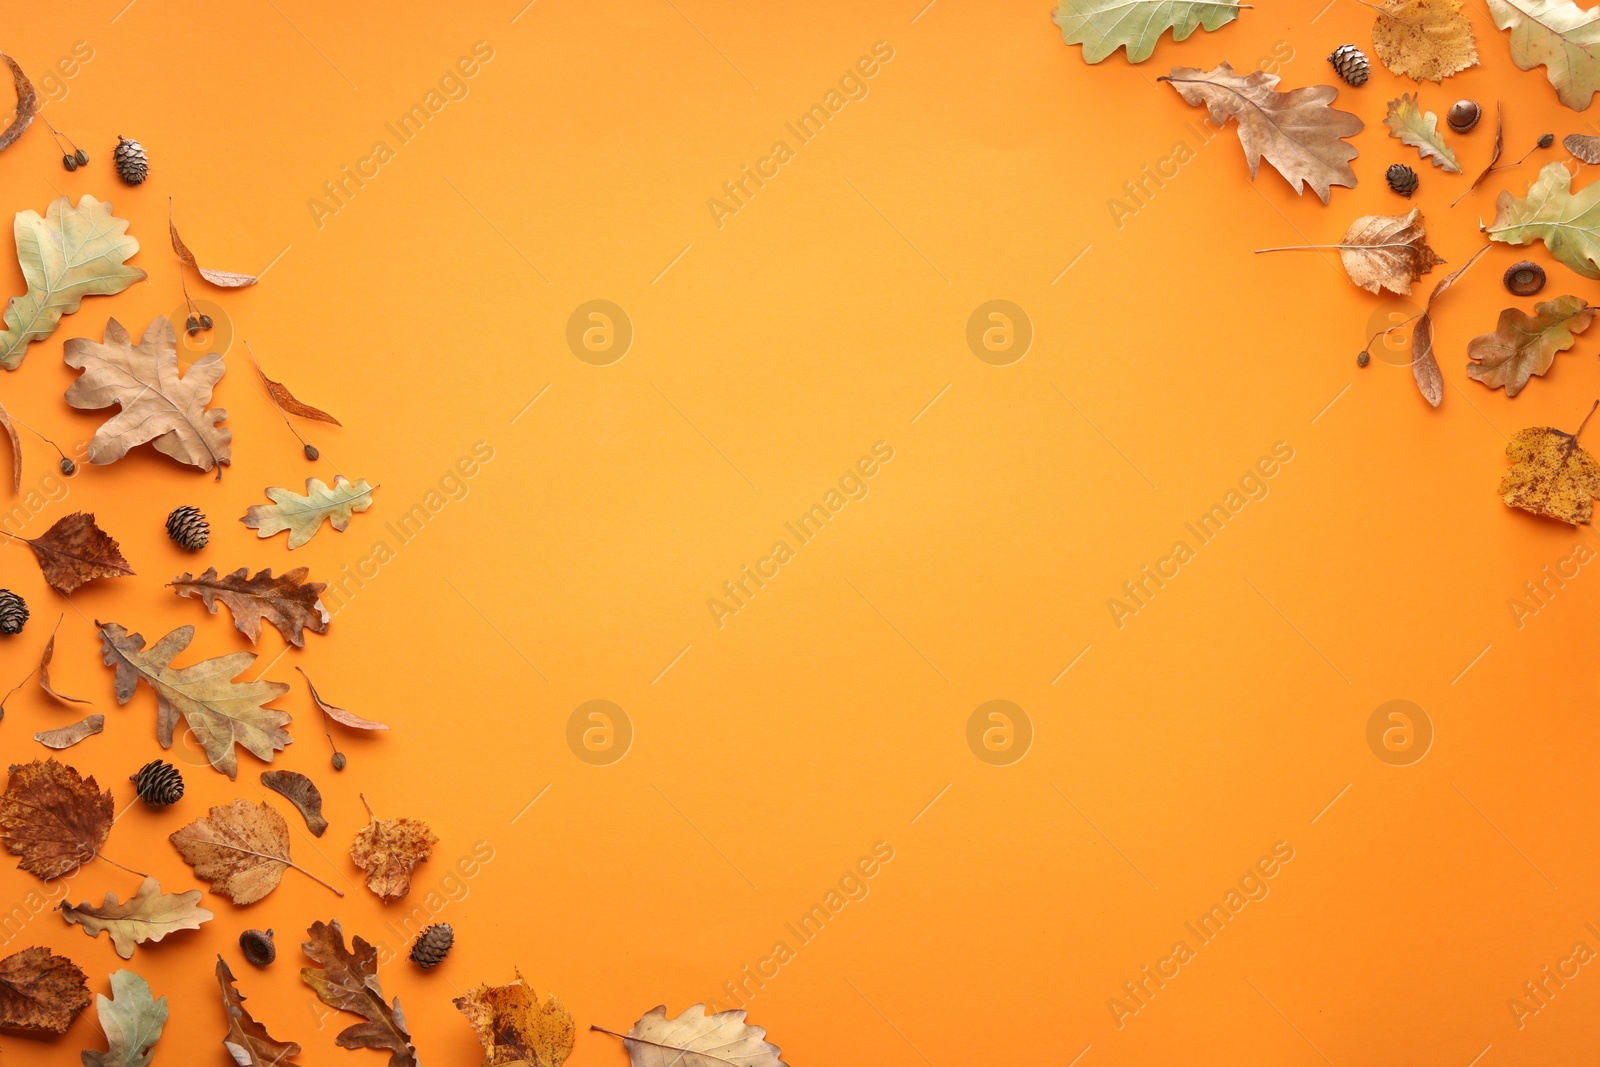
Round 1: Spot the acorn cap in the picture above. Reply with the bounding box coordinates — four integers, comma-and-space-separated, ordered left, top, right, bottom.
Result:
1503, 260, 1546, 296
240, 928, 275, 966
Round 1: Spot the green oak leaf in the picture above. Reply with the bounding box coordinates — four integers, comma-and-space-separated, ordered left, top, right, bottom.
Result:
80, 970, 167, 1067
1485, 162, 1600, 278
1383, 93, 1460, 172
1052, 0, 1243, 63
1487, 0, 1600, 111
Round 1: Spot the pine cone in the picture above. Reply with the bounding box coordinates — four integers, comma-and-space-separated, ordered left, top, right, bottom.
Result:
166, 505, 209, 550
113, 136, 148, 185
1386, 163, 1419, 198
409, 923, 453, 968
129, 760, 183, 807
0, 590, 27, 635
1327, 45, 1370, 87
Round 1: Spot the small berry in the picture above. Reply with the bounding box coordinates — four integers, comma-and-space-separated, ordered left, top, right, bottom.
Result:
1539, 133, 1555, 149
304, 444, 320, 461
59, 458, 75, 476
1357, 351, 1370, 367
62, 153, 77, 172
73, 149, 88, 166
198, 314, 214, 329
332, 751, 346, 771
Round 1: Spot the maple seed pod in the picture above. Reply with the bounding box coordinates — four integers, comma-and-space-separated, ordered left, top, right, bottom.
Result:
1357, 351, 1371, 368
304, 443, 320, 461
1447, 100, 1481, 133
73, 148, 88, 166
1386, 163, 1419, 198
240, 928, 275, 966
332, 751, 347, 771
1504, 260, 1546, 296
1327, 44, 1370, 87
166, 505, 209, 551
0, 590, 27, 635
410, 924, 454, 969
62, 153, 77, 172
129, 760, 184, 807
113, 136, 149, 184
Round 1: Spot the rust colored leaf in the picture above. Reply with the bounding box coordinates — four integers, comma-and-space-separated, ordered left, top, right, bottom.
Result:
218, 956, 302, 1067
350, 796, 436, 903
34, 712, 103, 749
168, 202, 258, 287
0, 758, 114, 880
250, 350, 341, 425
12, 511, 135, 595
0, 397, 19, 493
0, 54, 38, 153
0, 946, 89, 1034
300, 919, 418, 1067
260, 770, 327, 836
170, 566, 329, 647
455, 972, 575, 1067
1500, 401, 1600, 523
1467, 295, 1595, 395
298, 667, 388, 731
40, 618, 89, 704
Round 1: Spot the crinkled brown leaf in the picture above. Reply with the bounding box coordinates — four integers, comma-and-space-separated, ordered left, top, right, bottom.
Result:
300, 920, 418, 1067
171, 567, 329, 647
59, 876, 212, 959
63, 316, 231, 477
170, 799, 341, 904
1468, 295, 1595, 395
18, 512, 134, 595
350, 798, 436, 903
0, 758, 113, 880
600, 1005, 787, 1067
1372, 0, 1478, 82
251, 350, 341, 425
1259, 209, 1442, 295
0, 397, 19, 493
1566, 133, 1600, 162
40, 619, 90, 704
96, 621, 290, 780
456, 973, 575, 1067
1499, 402, 1600, 523
0, 946, 89, 1034
169, 202, 257, 287
218, 957, 302, 1067
34, 713, 103, 749
81, 969, 167, 1067
298, 667, 389, 731
260, 770, 327, 837
1159, 62, 1362, 204
0, 54, 38, 153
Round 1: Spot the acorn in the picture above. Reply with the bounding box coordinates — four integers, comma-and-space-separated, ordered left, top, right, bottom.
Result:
1447, 99, 1481, 133
240, 928, 275, 966
1327, 45, 1370, 87
1386, 163, 1419, 198
409, 924, 453, 969
1504, 260, 1546, 296
129, 760, 183, 807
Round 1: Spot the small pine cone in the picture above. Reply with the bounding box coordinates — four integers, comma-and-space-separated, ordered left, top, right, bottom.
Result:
1327, 44, 1370, 87
1386, 163, 1419, 198
0, 590, 26, 635
409, 924, 453, 969
113, 136, 148, 185
129, 760, 183, 807
166, 505, 209, 550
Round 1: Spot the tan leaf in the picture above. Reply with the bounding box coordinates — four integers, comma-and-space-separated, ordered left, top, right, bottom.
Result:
300, 919, 418, 1067
1411, 245, 1491, 407
40, 618, 90, 703
1459, 102, 1505, 201
260, 770, 328, 836
0, 946, 90, 1034
1384, 94, 1461, 171
1159, 62, 1361, 204
96, 620, 290, 780
1485, 162, 1600, 278
218, 957, 302, 1067
350, 796, 436, 903
597, 1005, 787, 1067
63, 316, 231, 476
242, 476, 375, 548
1372, 0, 1478, 82
170, 799, 342, 904
10, 511, 135, 595
298, 667, 388, 731
0, 758, 113, 880
1500, 401, 1600, 523
169, 201, 257, 287
0, 398, 19, 493
34, 713, 103, 749
1467, 295, 1595, 394
1566, 133, 1600, 162
1257, 209, 1443, 295
81, 969, 167, 1067
0, 54, 38, 153
1488, 0, 1600, 111
455, 972, 574, 1067
59, 875, 212, 958
170, 567, 329, 647
250, 348, 341, 425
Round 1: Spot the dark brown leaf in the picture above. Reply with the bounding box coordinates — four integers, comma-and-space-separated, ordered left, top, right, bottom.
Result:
218, 956, 302, 1066
0, 946, 88, 1033
300, 919, 418, 1067
0, 758, 114, 879
14, 512, 135, 595
170, 566, 329, 647
260, 770, 327, 836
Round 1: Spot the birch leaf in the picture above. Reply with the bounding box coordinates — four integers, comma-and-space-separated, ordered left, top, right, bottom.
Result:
455, 973, 574, 1067
80, 969, 167, 1067
1488, 0, 1600, 110
1485, 162, 1600, 278
0, 946, 90, 1034
60, 877, 212, 959
1257, 209, 1443, 295
350, 797, 436, 903
1372, 0, 1479, 82
1500, 402, 1600, 523
242, 476, 375, 549
16, 512, 135, 595
1467, 296, 1595, 394
170, 799, 342, 903
1052, 0, 1243, 63
0, 758, 113, 880
1384, 94, 1461, 171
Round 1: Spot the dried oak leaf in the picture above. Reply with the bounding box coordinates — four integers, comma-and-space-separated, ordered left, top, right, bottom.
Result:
0, 196, 145, 370
260, 770, 328, 836
0, 946, 90, 1034
169, 202, 257, 287
301, 919, 418, 1067
243, 476, 375, 549
0, 53, 38, 153
1566, 133, 1600, 163
64, 316, 231, 477
1372, 0, 1478, 82
1384, 94, 1461, 171
1468, 295, 1595, 395
0, 398, 19, 493
1259, 209, 1442, 295
455, 972, 575, 1067
1159, 63, 1361, 204
81, 969, 167, 1067
218, 956, 302, 1067
16, 512, 135, 595
598, 1005, 787, 1067
1489, 0, 1600, 111
350, 798, 436, 903
1499, 403, 1600, 523
171, 567, 329, 647
35, 713, 104, 749
170, 799, 341, 904
1051, 0, 1243, 63
59, 876, 212, 959
298, 667, 389, 731
251, 351, 341, 425
0, 758, 112, 880
1485, 163, 1600, 277
96, 621, 290, 780
41, 620, 90, 704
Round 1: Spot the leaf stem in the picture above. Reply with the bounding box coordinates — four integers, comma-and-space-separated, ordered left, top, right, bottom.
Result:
1256, 242, 1419, 253
1575, 399, 1600, 439
96, 852, 150, 879
288, 860, 346, 897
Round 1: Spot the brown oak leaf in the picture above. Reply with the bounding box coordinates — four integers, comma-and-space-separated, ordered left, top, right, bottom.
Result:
455, 973, 575, 1067
1468, 296, 1595, 395
0, 946, 89, 1034
0, 758, 114, 880
169, 799, 342, 904
10, 512, 135, 595
170, 567, 329, 647
218, 956, 302, 1066
350, 796, 436, 903
300, 920, 418, 1067
58, 875, 212, 958
1500, 401, 1600, 523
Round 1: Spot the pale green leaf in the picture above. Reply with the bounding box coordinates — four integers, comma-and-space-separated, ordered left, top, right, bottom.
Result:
1487, 0, 1600, 111
1485, 162, 1600, 278
80, 970, 167, 1067
1053, 0, 1243, 63
1383, 93, 1460, 171
242, 475, 376, 549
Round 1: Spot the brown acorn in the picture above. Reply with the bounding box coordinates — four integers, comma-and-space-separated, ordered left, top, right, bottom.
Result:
1447, 100, 1481, 133
1503, 260, 1546, 296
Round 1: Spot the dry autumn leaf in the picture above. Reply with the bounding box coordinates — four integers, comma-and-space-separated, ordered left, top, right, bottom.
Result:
0, 398, 20, 493
1485, 162, 1600, 277
170, 799, 342, 903
96, 620, 290, 780
1159, 63, 1361, 204
0, 946, 90, 1034
41, 618, 90, 703
1411, 245, 1491, 407
242, 476, 375, 548
1566, 133, 1600, 162
1456, 102, 1505, 204
260, 770, 328, 836
1256, 209, 1443, 295
59, 876, 212, 959
594, 1005, 787, 1067
1371, 0, 1478, 82
0, 511, 135, 595
301, 919, 418, 1067
1384, 94, 1461, 171
218, 956, 303, 1067
0, 54, 38, 153
298, 667, 389, 731
1500, 400, 1600, 523
250, 347, 341, 425
0, 758, 129, 880
64, 316, 231, 477
80, 969, 167, 1067
1051, 0, 1244, 63
169, 201, 258, 287
34, 713, 103, 749
1488, 0, 1600, 110
456, 973, 575, 1067
350, 795, 436, 903
170, 567, 330, 647
1467, 295, 1595, 394
0, 196, 145, 369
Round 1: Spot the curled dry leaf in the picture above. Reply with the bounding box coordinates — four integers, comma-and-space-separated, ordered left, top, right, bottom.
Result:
41, 620, 90, 703
455, 972, 575, 1067
350, 797, 437, 903
1457, 103, 1505, 204
596, 1005, 787, 1067
0, 54, 38, 153
260, 770, 328, 836
170, 567, 329, 647
1384, 94, 1461, 171
80, 969, 168, 1067
0, 946, 90, 1034
1566, 133, 1600, 162
1485, 163, 1600, 277
1371, 0, 1478, 82
170, 799, 343, 904
96, 621, 290, 780
1467, 295, 1595, 395
64, 317, 231, 477
1412, 245, 1492, 408
251, 350, 341, 425
242, 476, 375, 549
60, 876, 211, 959
1499, 401, 1600, 523
34, 713, 103, 749
218, 956, 302, 1067
1051, 0, 1243, 63
4, 511, 135, 595
298, 667, 389, 731
0, 758, 114, 880
301, 919, 418, 1067
0, 398, 19, 493
1257, 209, 1443, 295
0, 196, 146, 370
1488, 0, 1600, 111
169, 202, 258, 287
1159, 63, 1361, 204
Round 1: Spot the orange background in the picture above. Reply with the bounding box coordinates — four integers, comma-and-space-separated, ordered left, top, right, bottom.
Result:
3, 0, 1600, 1064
